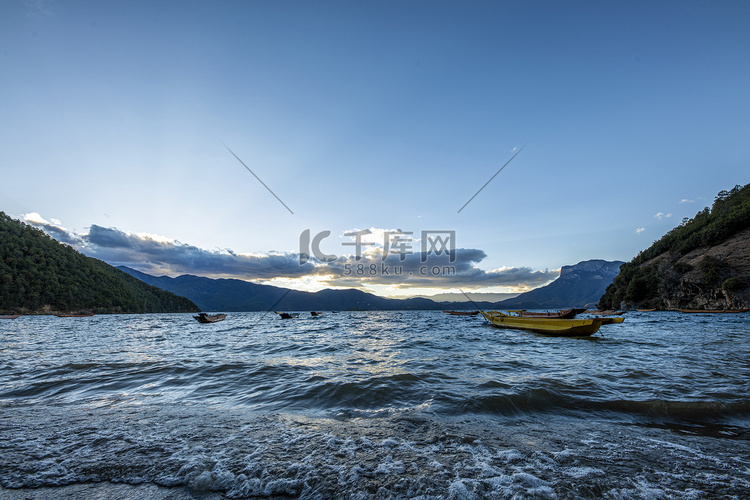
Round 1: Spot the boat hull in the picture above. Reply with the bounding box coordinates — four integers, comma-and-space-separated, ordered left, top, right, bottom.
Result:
514, 308, 587, 319
481, 311, 623, 336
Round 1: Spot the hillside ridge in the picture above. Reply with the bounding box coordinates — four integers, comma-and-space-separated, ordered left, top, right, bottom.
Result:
599, 183, 750, 310
0, 212, 199, 314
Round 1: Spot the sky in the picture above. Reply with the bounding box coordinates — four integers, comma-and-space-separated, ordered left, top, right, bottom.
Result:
2, 0, 749, 298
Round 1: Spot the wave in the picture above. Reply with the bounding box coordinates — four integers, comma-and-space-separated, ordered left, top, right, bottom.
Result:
455, 388, 750, 421
4, 357, 749, 424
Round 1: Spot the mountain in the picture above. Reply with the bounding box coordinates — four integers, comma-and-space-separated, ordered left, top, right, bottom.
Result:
117, 267, 442, 311
493, 260, 624, 309
599, 183, 750, 310
412, 292, 520, 303
0, 212, 199, 314
119, 258, 620, 312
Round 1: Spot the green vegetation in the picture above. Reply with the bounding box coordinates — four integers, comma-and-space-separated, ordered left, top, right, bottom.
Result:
599, 183, 750, 310
698, 255, 730, 287
628, 184, 750, 266
599, 262, 663, 310
0, 212, 199, 314
722, 277, 746, 293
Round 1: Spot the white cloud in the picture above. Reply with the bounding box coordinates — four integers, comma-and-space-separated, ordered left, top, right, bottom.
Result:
23, 212, 77, 244
653, 212, 673, 220
679, 199, 694, 204
23, 212, 50, 225
134, 232, 177, 244
635, 227, 646, 234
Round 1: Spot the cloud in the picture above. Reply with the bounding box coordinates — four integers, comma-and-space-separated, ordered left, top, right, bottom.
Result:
653, 212, 673, 220
80, 225, 314, 280
23, 217, 557, 292
679, 199, 694, 204
309, 249, 556, 290
300, 227, 557, 290
635, 227, 646, 234
23, 213, 80, 245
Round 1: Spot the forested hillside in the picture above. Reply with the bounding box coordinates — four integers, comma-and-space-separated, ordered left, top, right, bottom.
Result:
0, 212, 199, 314
599, 184, 750, 310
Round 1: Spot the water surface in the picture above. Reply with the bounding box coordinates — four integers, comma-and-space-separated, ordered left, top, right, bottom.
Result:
1, 311, 748, 498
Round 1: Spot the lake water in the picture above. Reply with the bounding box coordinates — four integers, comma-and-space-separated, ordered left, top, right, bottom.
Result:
1, 311, 749, 498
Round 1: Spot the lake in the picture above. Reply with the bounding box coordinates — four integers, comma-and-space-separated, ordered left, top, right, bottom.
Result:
1, 311, 749, 498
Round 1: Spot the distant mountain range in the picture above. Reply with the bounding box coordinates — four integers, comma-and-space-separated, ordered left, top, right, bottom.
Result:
494, 259, 624, 309
119, 259, 622, 312
412, 292, 520, 303
117, 267, 440, 311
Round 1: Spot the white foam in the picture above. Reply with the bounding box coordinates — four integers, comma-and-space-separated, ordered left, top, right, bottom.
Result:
380, 437, 400, 448
4, 405, 749, 498
447, 479, 474, 499
448, 473, 555, 499
509, 471, 549, 489
551, 448, 575, 462
374, 456, 405, 475
563, 466, 605, 479
495, 449, 523, 462
428, 459, 445, 470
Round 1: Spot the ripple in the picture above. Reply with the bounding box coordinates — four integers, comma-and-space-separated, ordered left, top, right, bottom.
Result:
1, 311, 749, 422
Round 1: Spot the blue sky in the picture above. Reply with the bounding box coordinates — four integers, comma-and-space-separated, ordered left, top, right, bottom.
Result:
2, 1, 749, 297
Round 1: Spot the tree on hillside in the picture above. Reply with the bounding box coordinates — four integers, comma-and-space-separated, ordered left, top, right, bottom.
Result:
0, 212, 198, 314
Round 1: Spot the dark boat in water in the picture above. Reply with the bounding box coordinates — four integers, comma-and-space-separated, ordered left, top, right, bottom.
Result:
0, 314, 21, 319
276, 312, 300, 319
193, 313, 227, 323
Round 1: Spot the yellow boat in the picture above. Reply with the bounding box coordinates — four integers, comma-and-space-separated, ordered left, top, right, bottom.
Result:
480, 310, 623, 337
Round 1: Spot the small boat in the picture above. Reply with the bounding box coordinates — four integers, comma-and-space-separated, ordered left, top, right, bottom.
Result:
480, 310, 623, 337
585, 310, 626, 316
193, 313, 227, 323
56, 313, 94, 317
442, 310, 480, 316
0, 315, 21, 319
275, 312, 299, 319
513, 308, 587, 319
